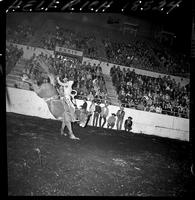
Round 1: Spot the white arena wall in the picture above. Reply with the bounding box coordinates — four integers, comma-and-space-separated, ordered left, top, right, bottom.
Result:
6, 87, 189, 142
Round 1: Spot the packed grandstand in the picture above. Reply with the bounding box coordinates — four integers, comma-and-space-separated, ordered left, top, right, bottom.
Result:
6, 13, 190, 119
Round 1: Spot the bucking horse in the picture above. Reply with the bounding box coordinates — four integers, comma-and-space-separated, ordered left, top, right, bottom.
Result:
21, 58, 80, 140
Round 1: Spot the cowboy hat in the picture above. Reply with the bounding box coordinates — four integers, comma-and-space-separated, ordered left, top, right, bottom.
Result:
63, 77, 68, 82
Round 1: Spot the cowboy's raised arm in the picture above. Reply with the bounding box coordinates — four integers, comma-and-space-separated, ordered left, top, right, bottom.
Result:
69, 80, 74, 87
67, 77, 74, 86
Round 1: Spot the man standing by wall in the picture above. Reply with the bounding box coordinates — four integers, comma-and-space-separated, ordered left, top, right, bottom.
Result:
124, 116, 133, 132
99, 103, 109, 128
116, 106, 125, 130
84, 100, 96, 127
107, 113, 116, 129
81, 98, 88, 113
93, 101, 101, 127
79, 98, 88, 127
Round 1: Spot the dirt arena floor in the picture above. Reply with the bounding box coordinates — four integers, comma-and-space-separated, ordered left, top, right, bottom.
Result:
6, 112, 193, 196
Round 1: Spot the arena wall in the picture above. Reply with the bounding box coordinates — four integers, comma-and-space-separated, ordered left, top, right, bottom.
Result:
6, 87, 189, 141
6, 42, 55, 59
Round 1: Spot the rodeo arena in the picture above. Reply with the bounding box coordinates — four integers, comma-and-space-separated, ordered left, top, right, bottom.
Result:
5, 6, 194, 197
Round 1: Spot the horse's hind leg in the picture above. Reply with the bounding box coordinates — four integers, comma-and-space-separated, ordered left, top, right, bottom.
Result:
61, 120, 67, 136
65, 121, 80, 140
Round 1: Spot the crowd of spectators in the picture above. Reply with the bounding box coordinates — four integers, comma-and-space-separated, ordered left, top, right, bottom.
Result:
103, 38, 137, 66
35, 25, 99, 59
103, 38, 159, 71
110, 65, 189, 118
7, 20, 190, 78
103, 37, 190, 78
7, 22, 99, 59
6, 24, 34, 45
22, 52, 109, 104
6, 20, 190, 120
151, 43, 190, 77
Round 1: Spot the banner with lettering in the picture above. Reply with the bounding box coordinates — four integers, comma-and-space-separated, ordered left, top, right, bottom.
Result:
55, 46, 83, 57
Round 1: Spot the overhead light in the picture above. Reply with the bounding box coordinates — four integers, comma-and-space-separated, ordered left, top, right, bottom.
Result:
71, 7, 74, 10
139, 1, 142, 3
80, 8, 82, 11
176, 4, 179, 7
161, 8, 164, 11
121, 9, 124, 11
102, 9, 105, 12
56, 1, 60, 3
95, 9, 98, 12
140, 7, 143, 10
91, 8, 94, 11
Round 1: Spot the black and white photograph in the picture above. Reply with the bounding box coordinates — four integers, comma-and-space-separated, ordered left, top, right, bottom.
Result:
3, 0, 194, 196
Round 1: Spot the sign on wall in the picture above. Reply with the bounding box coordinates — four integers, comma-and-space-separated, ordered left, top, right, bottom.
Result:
55, 46, 83, 57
